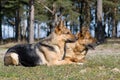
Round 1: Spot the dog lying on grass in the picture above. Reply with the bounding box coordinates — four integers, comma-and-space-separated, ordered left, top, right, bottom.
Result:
64, 27, 97, 64
4, 21, 76, 67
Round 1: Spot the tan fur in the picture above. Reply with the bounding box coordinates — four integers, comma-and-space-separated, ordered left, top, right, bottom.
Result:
65, 27, 97, 64
4, 20, 76, 66
36, 21, 76, 66
4, 53, 19, 66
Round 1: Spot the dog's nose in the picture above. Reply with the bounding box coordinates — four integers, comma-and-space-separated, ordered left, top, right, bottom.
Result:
96, 41, 100, 45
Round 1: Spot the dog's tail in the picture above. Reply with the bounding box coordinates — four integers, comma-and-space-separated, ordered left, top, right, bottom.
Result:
4, 53, 19, 66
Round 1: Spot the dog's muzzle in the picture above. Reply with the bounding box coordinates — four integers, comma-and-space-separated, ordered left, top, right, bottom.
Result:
66, 37, 77, 43
85, 42, 98, 50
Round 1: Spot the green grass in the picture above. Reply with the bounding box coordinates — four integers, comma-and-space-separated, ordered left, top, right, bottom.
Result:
0, 54, 120, 80
0, 42, 120, 80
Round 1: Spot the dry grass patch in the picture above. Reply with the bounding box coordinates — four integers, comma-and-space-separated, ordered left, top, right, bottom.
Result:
0, 42, 120, 80
0, 54, 120, 80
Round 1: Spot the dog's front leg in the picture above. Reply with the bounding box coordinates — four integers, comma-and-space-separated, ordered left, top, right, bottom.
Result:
47, 60, 73, 66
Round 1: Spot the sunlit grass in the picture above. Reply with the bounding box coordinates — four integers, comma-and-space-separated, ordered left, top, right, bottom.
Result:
0, 42, 120, 80
0, 54, 120, 80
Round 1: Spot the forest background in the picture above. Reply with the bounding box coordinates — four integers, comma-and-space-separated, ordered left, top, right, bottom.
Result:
0, 0, 120, 79
0, 0, 120, 44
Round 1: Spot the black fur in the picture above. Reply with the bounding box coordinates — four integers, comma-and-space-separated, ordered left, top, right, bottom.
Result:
37, 42, 55, 52
6, 43, 56, 67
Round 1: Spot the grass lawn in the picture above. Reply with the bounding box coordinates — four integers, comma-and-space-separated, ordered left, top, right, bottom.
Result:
0, 42, 120, 80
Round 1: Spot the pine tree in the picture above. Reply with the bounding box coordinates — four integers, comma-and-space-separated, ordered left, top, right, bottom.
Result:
37, 0, 80, 34
1, 0, 29, 43
28, 0, 34, 43
103, 0, 120, 38
95, 0, 105, 43
0, 3, 2, 44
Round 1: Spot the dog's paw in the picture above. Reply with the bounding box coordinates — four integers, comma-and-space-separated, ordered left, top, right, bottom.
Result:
76, 62, 84, 65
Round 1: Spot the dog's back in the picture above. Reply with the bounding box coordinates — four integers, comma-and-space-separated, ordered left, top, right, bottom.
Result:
4, 20, 76, 66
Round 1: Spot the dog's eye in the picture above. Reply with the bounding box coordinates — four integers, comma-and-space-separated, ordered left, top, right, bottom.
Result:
66, 32, 70, 34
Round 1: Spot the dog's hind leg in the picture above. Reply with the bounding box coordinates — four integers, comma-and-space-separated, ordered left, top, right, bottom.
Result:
4, 53, 19, 66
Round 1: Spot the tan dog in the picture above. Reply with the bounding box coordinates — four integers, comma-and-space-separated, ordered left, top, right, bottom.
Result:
4, 21, 76, 67
64, 27, 97, 64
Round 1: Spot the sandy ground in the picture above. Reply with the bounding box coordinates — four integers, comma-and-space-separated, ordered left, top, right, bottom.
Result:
0, 40, 120, 59
87, 43, 120, 57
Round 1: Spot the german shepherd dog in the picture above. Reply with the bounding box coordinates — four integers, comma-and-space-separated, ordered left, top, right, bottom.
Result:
64, 27, 97, 64
4, 21, 76, 67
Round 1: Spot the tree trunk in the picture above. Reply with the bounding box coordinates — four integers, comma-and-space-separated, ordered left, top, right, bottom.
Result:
38, 23, 40, 40
21, 20, 26, 42
15, 8, 21, 42
79, 0, 84, 31
85, 0, 90, 26
112, 7, 117, 38
0, 16, 2, 44
29, 0, 34, 43
95, 0, 105, 43
0, 4, 3, 44
0, 6, 1, 38
108, 17, 111, 37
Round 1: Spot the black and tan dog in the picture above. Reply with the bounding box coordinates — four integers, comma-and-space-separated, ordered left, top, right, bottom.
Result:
64, 27, 97, 64
4, 21, 76, 67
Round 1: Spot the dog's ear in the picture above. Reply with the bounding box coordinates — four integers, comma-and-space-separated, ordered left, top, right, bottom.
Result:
58, 20, 64, 28
76, 32, 83, 39
55, 20, 64, 34
81, 27, 89, 35
55, 27, 62, 34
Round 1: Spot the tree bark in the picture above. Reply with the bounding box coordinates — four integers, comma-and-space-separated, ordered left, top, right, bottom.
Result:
38, 23, 40, 40
0, 14, 2, 44
108, 17, 111, 37
112, 7, 117, 38
79, 0, 84, 31
85, 0, 90, 26
0, 4, 2, 44
15, 8, 21, 42
29, 0, 34, 43
95, 0, 105, 43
